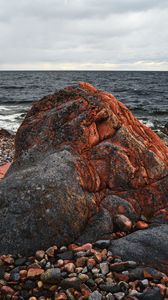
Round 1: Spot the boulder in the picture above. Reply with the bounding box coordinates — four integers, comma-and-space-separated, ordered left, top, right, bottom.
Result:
0, 82, 168, 260
109, 225, 168, 274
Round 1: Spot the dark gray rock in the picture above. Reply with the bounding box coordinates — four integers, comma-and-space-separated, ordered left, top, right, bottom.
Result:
110, 225, 168, 274
41, 268, 62, 284
137, 287, 163, 300
0, 150, 94, 255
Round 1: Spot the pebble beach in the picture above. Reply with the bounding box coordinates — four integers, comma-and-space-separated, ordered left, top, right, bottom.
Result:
1, 239, 168, 300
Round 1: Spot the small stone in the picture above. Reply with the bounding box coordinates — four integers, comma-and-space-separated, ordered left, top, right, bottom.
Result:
1, 285, 15, 295
129, 289, 141, 297
35, 250, 45, 260
64, 262, 75, 273
57, 259, 64, 267
141, 279, 149, 287
100, 284, 119, 293
68, 272, 77, 278
55, 293, 67, 300
1, 255, 14, 265
91, 267, 100, 274
76, 267, 83, 273
113, 292, 125, 300
136, 220, 149, 230
100, 262, 109, 275
4, 272, 10, 281
20, 269, 28, 279
118, 281, 129, 293
106, 293, 115, 300
59, 246, 67, 252
94, 240, 111, 249
86, 278, 96, 288
37, 281, 43, 288
24, 279, 36, 289
138, 287, 163, 300
157, 284, 166, 296
27, 268, 44, 278
76, 257, 88, 267
45, 261, 51, 268
41, 268, 61, 284
114, 214, 132, 232
88, 291, 102, 299
57, 251, 74, 260
82, 266, 88, 273
46, 245, 57, 257
60, 277, 81, 291
75, 251, 88, 258
74, 243, 92, 252
81, 283, 92, 298
10, 272, 20, 281
95, 277, 104, 285
65, 289, 75, 300
87, 258, 96, 268
78, 273, 89, 282
14, 257, 27, 266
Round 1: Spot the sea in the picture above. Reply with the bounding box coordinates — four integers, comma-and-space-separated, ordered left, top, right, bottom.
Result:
0, 71, 168, 133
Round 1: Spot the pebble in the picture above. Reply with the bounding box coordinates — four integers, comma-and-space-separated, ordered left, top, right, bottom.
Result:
35, 250, 45, 260
27, 267, 44, 278
114, 214, 132, 232
100, 262, 109, 275
78, 273, 89, 282
113, 292, 125, 300
0, 238, 167, 299
88, 290, 102, 299
41, 268, 61, 283
136, 220, 149, 230
64, 262, 75, 273
60, 277, 81, 291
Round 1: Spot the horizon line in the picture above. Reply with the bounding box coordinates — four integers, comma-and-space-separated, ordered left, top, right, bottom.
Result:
0, 69, 168, 72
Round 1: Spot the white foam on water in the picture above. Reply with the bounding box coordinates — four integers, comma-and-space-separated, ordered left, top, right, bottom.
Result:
139, 119, 154, 128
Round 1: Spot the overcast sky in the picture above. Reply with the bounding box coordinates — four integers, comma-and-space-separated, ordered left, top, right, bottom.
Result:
0, 0, 168, 70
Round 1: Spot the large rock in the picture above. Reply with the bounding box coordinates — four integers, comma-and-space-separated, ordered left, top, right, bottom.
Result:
0, 82, 168, 260
110, 225, 168, 274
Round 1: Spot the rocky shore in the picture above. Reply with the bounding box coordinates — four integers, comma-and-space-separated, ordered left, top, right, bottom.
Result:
0, 129, 14, 166
0, 82, 168, 299
0, 240, 168, 300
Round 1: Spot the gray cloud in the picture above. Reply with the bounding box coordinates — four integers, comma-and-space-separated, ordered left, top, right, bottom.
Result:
0, 0, 168, 70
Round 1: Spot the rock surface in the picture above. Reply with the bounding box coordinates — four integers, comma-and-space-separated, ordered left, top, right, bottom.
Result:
0, 82, 168, 267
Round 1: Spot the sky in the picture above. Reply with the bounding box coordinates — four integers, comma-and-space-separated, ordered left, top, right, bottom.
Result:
0, 0, 168, 70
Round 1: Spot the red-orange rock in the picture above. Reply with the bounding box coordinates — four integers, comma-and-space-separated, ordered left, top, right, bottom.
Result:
136, 220, 149, 230
0, 162, 11, 180
27, 268, 44, 278
0, 82, 167, 265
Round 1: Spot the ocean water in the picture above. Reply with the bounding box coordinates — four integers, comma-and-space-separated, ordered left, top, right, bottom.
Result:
0, 71, 168, 132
